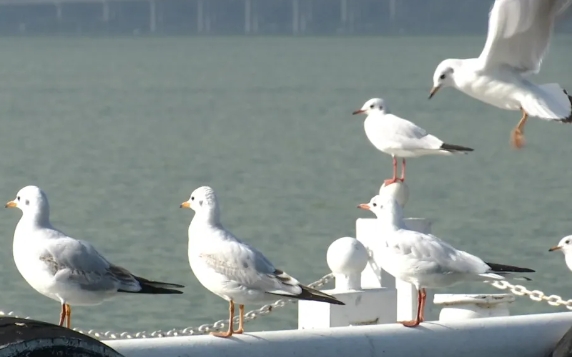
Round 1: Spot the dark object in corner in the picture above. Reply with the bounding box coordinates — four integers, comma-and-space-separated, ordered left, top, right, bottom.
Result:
548, 324, 572, 357
0, 317, 125, 357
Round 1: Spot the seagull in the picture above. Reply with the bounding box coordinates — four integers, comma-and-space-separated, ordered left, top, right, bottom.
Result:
357, 194, 534, 327
548, 236, 572, 271
5, 185, 184, 328
429, 0, 572, 149
180, 186, 344, 338
352, 97, 473, 185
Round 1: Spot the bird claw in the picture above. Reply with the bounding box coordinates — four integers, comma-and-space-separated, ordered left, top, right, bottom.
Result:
398, 319, 421, 327
383, 178, 404, 186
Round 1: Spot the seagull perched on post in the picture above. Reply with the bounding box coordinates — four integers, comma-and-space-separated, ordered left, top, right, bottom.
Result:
353, 97, 473, 185
357, 194, 534, 327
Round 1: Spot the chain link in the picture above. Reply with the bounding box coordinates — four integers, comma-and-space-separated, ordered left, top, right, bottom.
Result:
487, 280, 572, 309
0, 273, 334, 340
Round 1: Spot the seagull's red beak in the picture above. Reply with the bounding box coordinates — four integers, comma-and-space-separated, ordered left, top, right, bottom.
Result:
357, 203, 370, 210
352, 109, 365, 115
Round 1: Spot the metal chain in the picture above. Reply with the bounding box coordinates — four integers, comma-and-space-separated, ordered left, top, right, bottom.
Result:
487, 280, 572, 309
0, 273, 334, 340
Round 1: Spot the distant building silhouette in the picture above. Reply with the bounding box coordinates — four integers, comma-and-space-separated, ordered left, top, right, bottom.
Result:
0, 0, 569, 36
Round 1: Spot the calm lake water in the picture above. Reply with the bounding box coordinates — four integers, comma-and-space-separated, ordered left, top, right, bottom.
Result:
0, 35, 571, 333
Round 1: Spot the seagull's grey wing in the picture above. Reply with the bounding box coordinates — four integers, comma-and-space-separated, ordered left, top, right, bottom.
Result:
478, 0, 564, 74
199, 230, 303, 296
384, 114, 444, 150
42, 235, 140, 292
392, 230, 490, 276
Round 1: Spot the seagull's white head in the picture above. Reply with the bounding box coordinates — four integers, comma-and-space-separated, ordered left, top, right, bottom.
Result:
549, 236, 572, 254
357, 193, 404, 229
429, 59, 460, 99
6, 185, 50, 222
352, 98, 388, 116
180, 186, 220, 220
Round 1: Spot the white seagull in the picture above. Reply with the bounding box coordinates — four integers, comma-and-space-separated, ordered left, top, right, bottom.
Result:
549, 236, 572, 271
353, 97, 473, 185
6, 185, 184, 328
180, 186, 344, 338
430, 0, 572, 149
357, 194, 534, 327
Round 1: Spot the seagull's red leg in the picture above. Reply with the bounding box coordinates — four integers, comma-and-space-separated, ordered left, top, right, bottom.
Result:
511, 110, 528, 149
419, 289, 426, 322
65, 304, 72, 328
399, 289, 422, 327
384, 156, 399, 186
400, 159, 406, 182
234, 305, 245, 334
58, 303, 66, 326
210, 301, 234, 338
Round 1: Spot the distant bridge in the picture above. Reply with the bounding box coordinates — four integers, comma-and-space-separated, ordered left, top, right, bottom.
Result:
0, 0, 400, 35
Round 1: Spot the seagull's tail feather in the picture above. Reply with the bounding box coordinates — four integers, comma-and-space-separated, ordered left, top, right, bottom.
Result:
523, 83, 572, 122
121, 276, 184, 294
485, 262, 535, 273
439, 143, 474, 154
268, 285, 345, 305
481, 262, 535, 282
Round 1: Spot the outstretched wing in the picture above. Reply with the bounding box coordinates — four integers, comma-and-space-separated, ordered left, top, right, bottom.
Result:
478, 0, 566, 74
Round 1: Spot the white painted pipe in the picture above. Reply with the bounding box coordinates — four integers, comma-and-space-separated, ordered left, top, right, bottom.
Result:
106, 312, 572, 357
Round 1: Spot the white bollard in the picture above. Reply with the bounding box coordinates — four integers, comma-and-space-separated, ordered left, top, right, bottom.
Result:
298, 237, 397, 329
434, 294, 515, 321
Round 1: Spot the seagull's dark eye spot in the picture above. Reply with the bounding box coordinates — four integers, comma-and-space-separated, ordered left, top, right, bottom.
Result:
566, 240, 570, 244
370, 104, 375, 109
17, 196, 20, 201
199, 200, 203, 206
191, 196, 194, 201
379, 106, 383, 110
25, 200, 29, 205
439, 74, 446, 80
372, 203, 377, 207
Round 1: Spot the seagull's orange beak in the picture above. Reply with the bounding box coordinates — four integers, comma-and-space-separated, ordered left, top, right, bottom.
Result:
549, 246, 562, 252
5, 201, 16, 208
352, 109, 365, 115
428, 86, 440, 99
357, 203, 370, 210
180, 202, 191, 209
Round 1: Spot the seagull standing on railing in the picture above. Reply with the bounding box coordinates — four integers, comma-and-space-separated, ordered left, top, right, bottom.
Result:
429, 0, 572, 149
352, 97, 473, 186
5, 185, 184, 329
181, 186, 344, 338
357, 194, 534, 327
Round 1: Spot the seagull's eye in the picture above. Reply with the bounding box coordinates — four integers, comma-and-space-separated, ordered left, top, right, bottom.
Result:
372, 203, 377, 207
191, 196, 195, 201
370, 104, 375, 109
439, 74, 446, 80
566, 240, 570, 244
16, 196, 20, 201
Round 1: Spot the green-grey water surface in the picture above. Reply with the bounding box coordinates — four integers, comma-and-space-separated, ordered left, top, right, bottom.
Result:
0, 35, 571, 333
